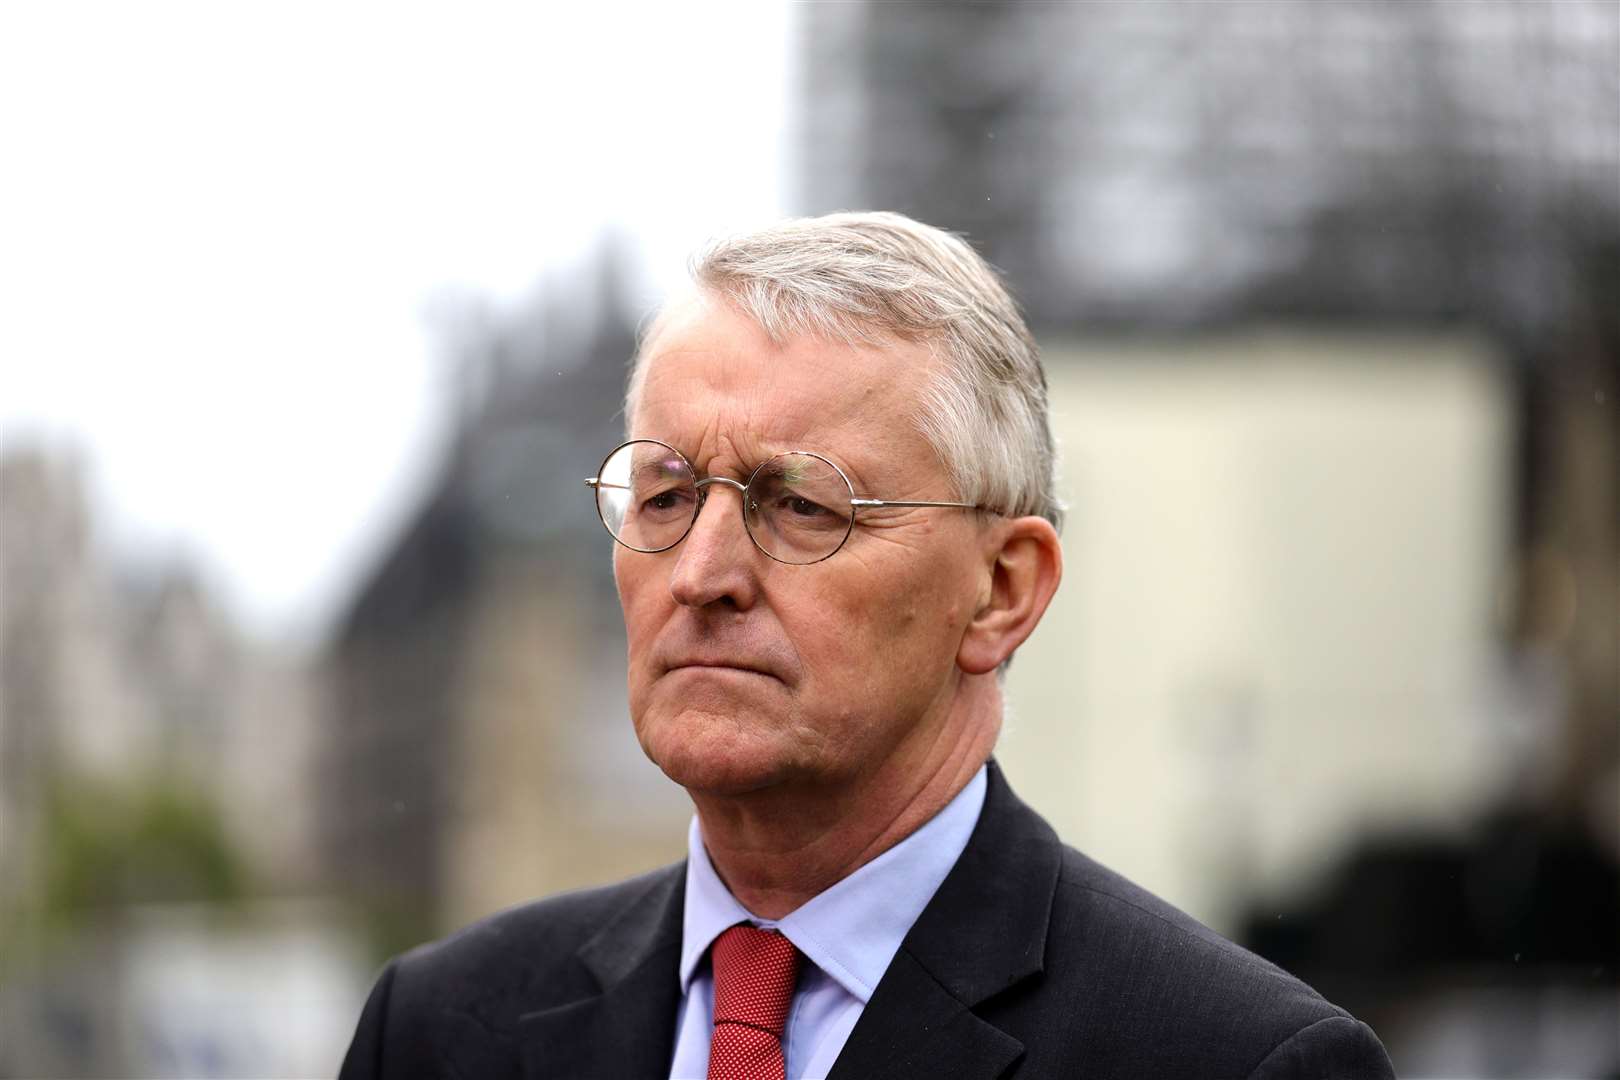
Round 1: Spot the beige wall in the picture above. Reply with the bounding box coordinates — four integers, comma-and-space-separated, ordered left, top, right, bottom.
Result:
1002, 332, 1514, 932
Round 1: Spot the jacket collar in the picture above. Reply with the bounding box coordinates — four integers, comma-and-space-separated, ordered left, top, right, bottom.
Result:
516, 865, 686, 1079
825, 759, 1061, 1079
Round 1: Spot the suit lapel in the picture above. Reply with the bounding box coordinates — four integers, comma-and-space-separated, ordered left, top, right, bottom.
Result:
827, 761, 1062, 1080
513, 764, 1060, 1080
517, 866, 685, 1080
823, 949, 1024, 1080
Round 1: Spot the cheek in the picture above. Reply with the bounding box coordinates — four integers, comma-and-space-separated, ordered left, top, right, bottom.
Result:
615, 563, 666, 665
800, 570, 962, 687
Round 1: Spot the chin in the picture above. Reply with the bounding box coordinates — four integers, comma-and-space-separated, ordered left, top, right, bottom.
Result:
633, 704, 801, 797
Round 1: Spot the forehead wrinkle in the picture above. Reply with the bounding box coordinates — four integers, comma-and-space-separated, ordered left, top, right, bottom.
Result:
631, 304, 939, 490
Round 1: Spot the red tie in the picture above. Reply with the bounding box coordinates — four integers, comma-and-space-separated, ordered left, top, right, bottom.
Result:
706, 924, 802, 1080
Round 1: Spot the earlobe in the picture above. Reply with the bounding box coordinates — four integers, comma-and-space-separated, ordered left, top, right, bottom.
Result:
956, 517, 1063, 675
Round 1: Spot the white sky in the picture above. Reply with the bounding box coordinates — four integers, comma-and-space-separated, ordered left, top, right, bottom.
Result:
0, 2, 795, 645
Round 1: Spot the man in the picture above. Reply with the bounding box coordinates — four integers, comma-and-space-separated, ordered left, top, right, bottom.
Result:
340, 212, 1394, 1079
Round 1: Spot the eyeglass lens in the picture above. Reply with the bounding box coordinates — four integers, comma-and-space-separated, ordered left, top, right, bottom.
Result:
594, 441, 856, 564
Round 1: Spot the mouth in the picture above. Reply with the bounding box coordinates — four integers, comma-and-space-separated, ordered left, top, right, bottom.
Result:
665, 659, 782, 681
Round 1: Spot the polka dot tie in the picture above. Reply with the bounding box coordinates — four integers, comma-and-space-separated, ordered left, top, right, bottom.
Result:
706, 924, 802, 1080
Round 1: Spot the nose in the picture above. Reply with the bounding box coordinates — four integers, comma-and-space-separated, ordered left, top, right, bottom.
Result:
668, 477, 760, 610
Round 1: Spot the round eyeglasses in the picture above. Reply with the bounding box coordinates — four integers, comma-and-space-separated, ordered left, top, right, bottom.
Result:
585, 439, 985, 565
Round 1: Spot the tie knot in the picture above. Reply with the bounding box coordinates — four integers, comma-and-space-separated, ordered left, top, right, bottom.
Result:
710, 924, 802, 1036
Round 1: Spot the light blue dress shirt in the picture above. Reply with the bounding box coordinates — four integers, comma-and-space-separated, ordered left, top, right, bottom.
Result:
667, 765, 988, 1080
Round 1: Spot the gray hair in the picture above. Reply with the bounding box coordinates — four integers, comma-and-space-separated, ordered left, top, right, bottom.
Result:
629, 211, 1062, 531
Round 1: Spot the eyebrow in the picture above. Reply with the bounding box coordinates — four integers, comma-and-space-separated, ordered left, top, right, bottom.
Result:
633, 457, 688, 479
696, 447, 851, 480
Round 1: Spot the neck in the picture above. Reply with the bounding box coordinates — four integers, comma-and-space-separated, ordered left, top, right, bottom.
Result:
691, 678, 1000, 919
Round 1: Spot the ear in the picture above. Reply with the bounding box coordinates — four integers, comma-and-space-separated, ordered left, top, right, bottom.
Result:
957, 516, 1064, 675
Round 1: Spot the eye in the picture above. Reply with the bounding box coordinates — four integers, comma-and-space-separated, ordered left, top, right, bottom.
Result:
638, 485, 694, 517
784, 495, 826, 518
647, 490, 684, 511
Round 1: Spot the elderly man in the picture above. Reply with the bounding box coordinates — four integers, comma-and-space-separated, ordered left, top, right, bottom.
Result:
340, 213, 1393, 1079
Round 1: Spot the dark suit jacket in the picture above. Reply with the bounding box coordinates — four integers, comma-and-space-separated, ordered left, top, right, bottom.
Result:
340, 762, 1394, 1079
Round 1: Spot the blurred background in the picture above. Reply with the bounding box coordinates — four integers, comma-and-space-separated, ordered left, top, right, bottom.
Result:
1, 2, 1615, 1076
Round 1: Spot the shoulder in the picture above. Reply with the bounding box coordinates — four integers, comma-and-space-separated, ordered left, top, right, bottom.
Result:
1036, 845, 1393, 1078
1051, 843, 1306, 996
403, 867, 677, 977
339, 863, 684, 1079
388, 862, 682, 1024
905, 764, 1393, 1077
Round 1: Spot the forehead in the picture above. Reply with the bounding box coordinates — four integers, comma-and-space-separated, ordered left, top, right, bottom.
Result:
630, 294, 938, 468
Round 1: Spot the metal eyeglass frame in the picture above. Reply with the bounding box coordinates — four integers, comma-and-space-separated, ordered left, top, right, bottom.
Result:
584, 438, 987, 565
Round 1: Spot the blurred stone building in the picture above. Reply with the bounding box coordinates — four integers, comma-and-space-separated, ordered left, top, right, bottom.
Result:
0, 449, 326, 1074
0, 451, 319, 898
316, 251, 688, 947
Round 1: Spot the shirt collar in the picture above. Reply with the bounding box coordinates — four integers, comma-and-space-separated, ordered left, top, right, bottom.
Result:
679, 764, 988, 1003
